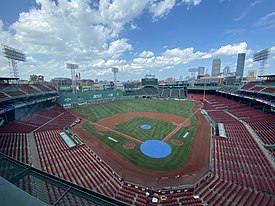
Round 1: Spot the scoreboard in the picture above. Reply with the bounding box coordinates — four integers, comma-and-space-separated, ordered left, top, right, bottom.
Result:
141, 77, 158, 86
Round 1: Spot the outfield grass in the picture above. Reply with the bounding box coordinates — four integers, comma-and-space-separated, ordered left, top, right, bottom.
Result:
73, 99, 194, 122
79, 100, 198, 171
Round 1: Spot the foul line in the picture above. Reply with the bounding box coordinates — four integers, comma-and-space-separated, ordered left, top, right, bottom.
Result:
162, 105, 203, 142
91, 121, 144, 144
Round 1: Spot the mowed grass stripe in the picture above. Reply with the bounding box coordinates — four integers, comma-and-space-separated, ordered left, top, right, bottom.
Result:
115, 117, 176, 141
73, 100, 195, 122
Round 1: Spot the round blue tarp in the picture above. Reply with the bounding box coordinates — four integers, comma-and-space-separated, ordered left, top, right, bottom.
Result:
140, 124, 152, 130
140, 140, 172, 158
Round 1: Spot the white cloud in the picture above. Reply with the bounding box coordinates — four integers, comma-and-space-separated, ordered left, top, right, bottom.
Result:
272, 56, 275, 60
139, 51, 155, 58
149, 0, 202, 20
249, 0, 264, 7
223, 28, 246, 36
149, 0, 176, 19
1, 0, 205, 80
130, 23, 139, 30
245, 58, 255, 68
219, 0, 232, 3
179, 0, 202, 6
211, 42, 250, 56
98, 0, 150, 32
255, 11, 275, 29
270, 46, 275, 53
125, 42, 251, 74
0, 0, 153, 80
104, 39, 133, 59
234, 11, 247, 21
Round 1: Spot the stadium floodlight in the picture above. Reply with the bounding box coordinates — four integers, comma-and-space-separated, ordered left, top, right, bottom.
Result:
112, 67, 119, 90
253, 49, 269, 76
2, 45, 26, 79
66, 63, 79, 94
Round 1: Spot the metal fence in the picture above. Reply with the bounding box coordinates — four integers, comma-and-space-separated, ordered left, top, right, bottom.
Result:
0, 153, 128, 206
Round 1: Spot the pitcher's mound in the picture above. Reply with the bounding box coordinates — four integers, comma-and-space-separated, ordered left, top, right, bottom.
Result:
171, 139, 184, 146
123, 142, 136, 149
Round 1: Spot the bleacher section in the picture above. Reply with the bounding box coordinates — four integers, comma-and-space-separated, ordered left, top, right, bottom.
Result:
17, 84, 41, 94
204, 95, 275, 146
0, 83, 57, 100
161, 89, 170, 98
0, 92, 8, 99
0, 104, 76, 133
225, 103, 275, 145
34, 84, 53, 92
36, 105, 77, 132
0, 122, 38, 133
5, 90, 26, 97
217, 86, 239, 94
123, 87, 185, 99
241, 81, 275, 95
35, 130, 121, 197
115, 182, 204, 206
169, 88, 178, 98
179, 88, 186, 98
0, 133, 29, 164
142, 87, 159, 96
193, 95, 275, 206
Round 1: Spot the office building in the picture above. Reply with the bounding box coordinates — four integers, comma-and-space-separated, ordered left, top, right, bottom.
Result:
223, 66, 230, 75
248, 70, 257, 80
236, 53, 246, 77
198, 67, 205, 75
212, 58, 221, 76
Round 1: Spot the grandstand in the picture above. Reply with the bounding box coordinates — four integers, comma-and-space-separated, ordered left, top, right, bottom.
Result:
0, 77, 275, 206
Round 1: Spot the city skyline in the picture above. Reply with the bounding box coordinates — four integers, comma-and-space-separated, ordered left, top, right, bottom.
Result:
0, 0, 274, 81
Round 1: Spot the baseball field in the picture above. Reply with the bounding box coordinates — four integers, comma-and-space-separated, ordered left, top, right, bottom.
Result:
72, 99, 199, 171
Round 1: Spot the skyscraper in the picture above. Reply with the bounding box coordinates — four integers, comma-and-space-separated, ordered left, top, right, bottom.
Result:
223, 66, 230, 75
212, 58, 221, 76
236, 53, 246, 77
198, 67, 205, 75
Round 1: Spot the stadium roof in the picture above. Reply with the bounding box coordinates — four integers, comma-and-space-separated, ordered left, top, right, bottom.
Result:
0, 77, 19, 83
258, 74, 275, 78
0, 77, 19, 80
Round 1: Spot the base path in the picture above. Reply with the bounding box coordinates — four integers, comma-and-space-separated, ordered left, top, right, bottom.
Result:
162, 105, 202, 142
92, 121, 143, 144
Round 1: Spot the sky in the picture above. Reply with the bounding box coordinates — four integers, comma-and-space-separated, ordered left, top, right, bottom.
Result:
0, 0, 274, 82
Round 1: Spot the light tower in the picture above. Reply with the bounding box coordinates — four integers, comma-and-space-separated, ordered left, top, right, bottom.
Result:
2, 45, 26, 79
112, 67, 118, 90
66, 63, 79, 94
253, 49, 269, 76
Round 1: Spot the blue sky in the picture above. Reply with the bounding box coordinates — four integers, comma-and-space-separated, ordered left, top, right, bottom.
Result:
0, 0, 274, 81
